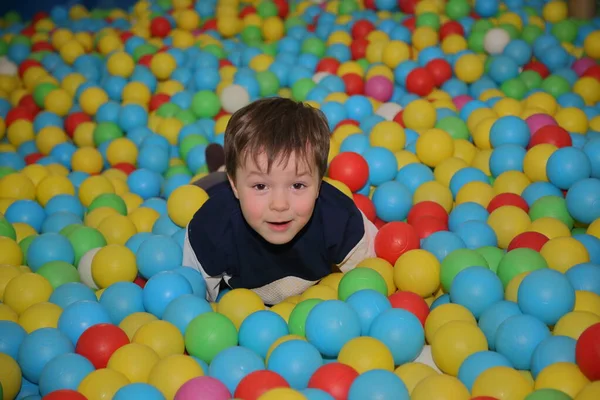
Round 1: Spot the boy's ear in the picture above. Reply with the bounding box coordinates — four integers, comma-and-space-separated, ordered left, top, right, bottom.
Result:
227, 174, 239, 199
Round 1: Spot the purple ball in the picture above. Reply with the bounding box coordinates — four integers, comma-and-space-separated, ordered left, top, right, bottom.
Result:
174, 376, 231, 400
572, 57, 596, 76
525, 114, 557, 136
365, 76, 393, 102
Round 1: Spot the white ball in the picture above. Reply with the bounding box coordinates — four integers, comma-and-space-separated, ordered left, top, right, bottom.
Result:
483, 28, 511, 55
78, 247, 102, 289
0, 56, 17, 76
312, 72, 331, 84
220, 84, 251, 114
414, 345, 442, 373
375, 102, 403, 121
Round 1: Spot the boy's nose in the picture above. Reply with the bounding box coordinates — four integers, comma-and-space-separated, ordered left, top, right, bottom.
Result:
270, 191, 290, 211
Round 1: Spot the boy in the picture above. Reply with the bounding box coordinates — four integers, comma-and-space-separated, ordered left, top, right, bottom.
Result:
183, 97, 378, 305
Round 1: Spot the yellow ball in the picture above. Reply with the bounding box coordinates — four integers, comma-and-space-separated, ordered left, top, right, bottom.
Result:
133, 320, 184, 359
540, 237, 590, 273
542, 0, 568, 23
369, 121, 406, 152
62, 73, 86, 97
18, 301, 62, 333
434, 157, 469, 187
332, 124, 362, 144
573, 77, 600, 106
0, 303, 18, 322
403, 99, 437, 130
467, 109, 497, 133
411, 374, 470, 400
394, 362, 439, 394
122, 192, 144, 214
455, 54, 484, 83
128, 207, 160, 233
148, 355, 204, 399
424, 303, 477, 344
106, 51, 135, 78
0, 352, 22, 400
157, 117, 183, 145
584, 31, 600, 60
78, 368, 130, 400
91, 244, 137, 288
493, 98, 523, 118
97, 34, 123, 55
176, 9, 200, 31
416, 128, 455, 168
71, 147, 104, 174
382, 40, 411, 68
3, 272, 52, 315
575, 291, 600, 316
79, 175, 115, 207
119, 312, 158, 340
365, 40, 386, 64
576, 381, 600, 400
35, 174, 74, 207
453, 139, 477, 165
413, 27, 439, 50
535, 362, 590, 398
431, 321, 488, 376
471, 148, 491, 175
97, 214, 138, 246
269, 302, 295, 323
355, 257, 396, 296
59, 39, 85, 64
488, 206, 531, 249
441, 34, 467, 54
589, 219, 600, 239
217, 288, 265, 330
455, 181, 494, 208
150, 52, 177, 80
528, 217, 571, 240
524, 144, 558, 182
472, 117, 495, 150
395, 150, 420, 169
319, 272, 344, 292
36, 126, 68, 155
493, 171, 531, 195
122, 81, 152, 105
337, 61, 364, 77
553, 311, 600, 340
79, 87, 109, 115
394, 250, 440, 297
555, 107, 588, 134
472, 366, 533, 400
249, 54, 274, 72
84, 207, 119, 229
258, 388, 307, 400
167, 185, 209, 228
107, 343, 160, 383
73, 121, 96, 147
299, 285, 337, 301
337, 336, 394, 374
0, 173, 36, 200
262, 16, 285, 42
0, 264, 22, 301
413, 181, 454, 213
44, 88, 73, 117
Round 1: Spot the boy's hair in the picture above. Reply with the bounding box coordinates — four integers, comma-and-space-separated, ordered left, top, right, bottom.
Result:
224, 97, 331, 181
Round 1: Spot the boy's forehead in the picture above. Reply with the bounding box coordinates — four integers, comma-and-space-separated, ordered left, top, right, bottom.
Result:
240, 150, 315, 174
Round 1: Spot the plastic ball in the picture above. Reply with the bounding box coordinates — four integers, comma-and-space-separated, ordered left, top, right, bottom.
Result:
416, 128, 455, 167
393, 249, 440, 297
374, 222, 420, 265
369, 308, 425, 366
450, 266, 503, 319
185, 312, 238, 363
3, 272, 53, 315
18, 301, 62, 333
484, 28, 511, 55
18, 327, 74, 384
495, 314, 551, 370
337, 336, 394, 374
531, 335, 577, 379
411, 373, 470, 400
136, 235, 183, 279
38, 353, 95, 396
167, 185, 209, 228
471, 366, 532, 400
0, 352, 22, 400
372, 181, 412, 222
347, 369, 409, 400
457, 351, 513, 392
535, 362, 590, 399
540, 237, 590, 273
424, 303, 477, 345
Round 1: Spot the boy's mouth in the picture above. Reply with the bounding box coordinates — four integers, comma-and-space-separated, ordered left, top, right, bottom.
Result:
267, 220, 292, 231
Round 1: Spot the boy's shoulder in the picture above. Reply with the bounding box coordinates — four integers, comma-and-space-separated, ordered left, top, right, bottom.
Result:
187, 181, 239, 244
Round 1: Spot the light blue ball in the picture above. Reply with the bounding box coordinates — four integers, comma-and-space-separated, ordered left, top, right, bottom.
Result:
125, 232, 153, 254
518, 268, 575, 326
142, 271, 193, 318
321, 101, 347, 131
0, 321, 27, 361
521, 181, 564, 206
44, 194, 84, 219
348, 369, 409, 400
565, 262, 600, 295
305, 300, 361, 358
136, 234, 183, 278
344, 95, 374, 121
573, 235, 600, 265
340, 134, 370, 155
583, 138, 600, 179
174, 267, 207, 297
489, 144, 527, 177
530, 335, 576, 378
49, 282, 97, 309
449, 167, 489, 198
369, 309, 424, 365
450, 266, 504, 319
302, 388, 335, 400
38, 353, 95, 396
372, 181, 412, 222
457, 351, 513, 391
494, 314, 551, 370
489, 116, 530, 148
478, 300, 522, 351
17, 328, 74, 384
114, 383, 166, 400
41, 212, 82, 234
26, 233, 75, 272
239, 310, 289, 360
546, 147, 592, 190
162, 294, 213, 334
346, 289, 392, 336
395, 163, 434, 194
430, 293, 451, 310
209, 346, 265, 394
141, 197, 168, 214
448, 202, 489, 232
5, 199, 46, 233
421, 231, 467, 262
127, 168, 162, 200
566, 178, 600, 224
99, 281, 145, 325
455, 221, 498, 250
138, 144, 170, 174
57, 300, 112, 345
50, 142, 77, 169
267, 340, 323, 390
363, 146, 398, 186
502, 39, 532, 66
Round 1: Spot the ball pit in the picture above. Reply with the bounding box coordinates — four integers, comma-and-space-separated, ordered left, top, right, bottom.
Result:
1, 0, 600, 399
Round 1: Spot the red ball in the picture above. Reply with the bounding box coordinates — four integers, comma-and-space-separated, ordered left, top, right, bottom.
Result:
308, 362, 358, 400
411, 216, 448, 240
374, 222, 420, 265
576, 322, 600, 381
273, 0, 289, 18
364, 0, 377, 9
18, 94, 41, 115
328, 152, 369, 192
353, 194, 376, 222
239, 5, 257, 18
389, 291, 430, 326
25, 153, 44, 165
65, 112, 92, 137
235, 370, 290, 400
401, 16, 416, 32
6, 106, 35, 125
121, 31, 134, 43
425, 59, 453, 87
373, 217, 387, 229
393, 110, 405, 127
341, 73, 364, 95
219, 59, 233, 68
316, 57, 341, 75
150, 16, 172, 38
487, 193, 529, 214
523, 61, 549, 79
583, 65, 600, 81
334, 119, 360, 130
350, 38, 369, 60
149, 93, 171, 112
398, 0, 418, 13
33, 11, 49, 23
21, 26, 36, 37
507, 231, 549, 252
439, 21, 465, 40
18, 59, 42, 77
138, 54, 153, 68
407, 201, 449, 226
202, 19, 218, 32
214, 109, 230, 121
43, 390, 87, 400
113, 163, 137, 175
75, 323, 130, 369
134, 276, 147, 288
406, 67, 435, 96
32, 42, 54, 53
529, 125, 572, 149
351, 20, 375, 40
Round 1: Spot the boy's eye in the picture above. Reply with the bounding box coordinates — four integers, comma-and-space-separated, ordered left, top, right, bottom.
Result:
292, 183, 306, 190
253, 184, 267, 191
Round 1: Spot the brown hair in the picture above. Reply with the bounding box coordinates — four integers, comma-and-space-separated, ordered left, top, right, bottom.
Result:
224, 97, 330, 181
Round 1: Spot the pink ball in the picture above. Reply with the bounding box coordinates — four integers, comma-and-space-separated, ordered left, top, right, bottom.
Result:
572, 57, 596, 76
525, 114, 557, 136
174, 377, 231, 400
365, 76, 393, 102
453, 95, 473, 110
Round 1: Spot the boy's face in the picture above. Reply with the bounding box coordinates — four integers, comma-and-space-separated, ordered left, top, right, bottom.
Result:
229, 151, 321, 245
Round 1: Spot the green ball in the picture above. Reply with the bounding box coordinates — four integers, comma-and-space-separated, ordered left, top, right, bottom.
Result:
175, 109, 197, 126
291, 78, 316, 102
0, 167, 16, 179
256, 70, 280, 97
19, 235, 36, 265
241, 26, 263, 45
356, 58, 370, 72
524, 389, 572, 400
522, 6, 538, 17
417, 13, 441, 30
90, 9, 111, 20
501, 78, 528, 100
164, 166, 192, 180
10, 35, 30, 47
440, 249, 490, 292
132, 43, 158, 62
0, 217, 16, 240
156, 103, 182, 118
257, 0, 279, 18
445, 0, 471, 20
0, 40, 8, 56
468, 31, 486, 53
474, 246, 505, 274
185, 312, 238, 363
179, 134, 209, 161
435, 116, 470, 140
191, 91, 221, 119
202, 44, 226, 60
59, 224, 83, 237
33, 83, 59, 108
94, 122, 123, 146
496, 248, 548, 288
67, 226, 107, 265
301, 37, 326, 58
472, 19, 493, 33
258, 43, 278, 57
288, 299, 323, 337
28, 52, 48, 62
520, 70, 543, 90
571, 227, 587, 235
529, 196, 574, 229
156, 0, 172, 11
541, 75, 571, 98
37, 261, 80, 289
339, 0, 360, 15
88, 193, 128, 216
337, 268, 388, 301
521, 25, 544, 45
4, 10, 22, 24
284, 16, 306, 30
551, 20, 578, 43
499, 24, 519, 40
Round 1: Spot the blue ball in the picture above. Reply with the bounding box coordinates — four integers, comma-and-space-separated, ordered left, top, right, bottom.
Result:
521, 181, 564, 206
239, 310, 289, 359
448, 202, 489, 232
0, 152, 26, 170
194, 67, 220, 91
360, 114, 385, 134
430, 293, 451, 310
363, 147, 398, 186
320, 101, 347, 131
41, 212, 82, 234
26, 233, 75, 272
583, 138, 600, 179
494, 314, 551, 370
449, 167, 489, 198
173, 267, 207, 297
340, 134, 370, 155
344, 95, 374, 121
57, 300, 111, 345
489, 144, 527, 177
302, 388, 335, 400
5, 199, 46, 233
209, 346, 265, 394
372, 181, 412, 222
478, 300, 522, 351
305, 300, 361, 358
421, 231, 467, 262
141, 197, 168, 215
348, 369, 409, 400
395, 163, 434, 194
455, 221, 498, 250
114, 383, 166, 400
49, 282, 97, 309
457, 351, 513, 391
530, 335, 576, 378
489, 56, 520, 84
319, 75, 346, 93
489, 116, 530, 148
44, 194, 84, 219
346, 289, 392, 336
546, 147, 592, 190
138, 144, 170, 174
566, 178, 600, 224
125, 232, 153, 254
38, 353, 95, 396
118, 104, 148, 132
573, 235, 600, 265
127, 126, 153, 147
565, 262, 600, 296
502, 39, 532, 67
142, 271, 193, 318
0, 321, 27, 361
152, 213, 180, 236
17, 328, 74, 384
369, 308, 424, 365
127, 168, 162, 200
518, 268, 576, 326
18, 377, 40, 400
162, 294, 213, 334
450, 266, 504, 319
98, 281, 145, 325
34, 112, 63, 133
267, 340, 323, 390
136, 234, 183, 278
103, 75, 127, 102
